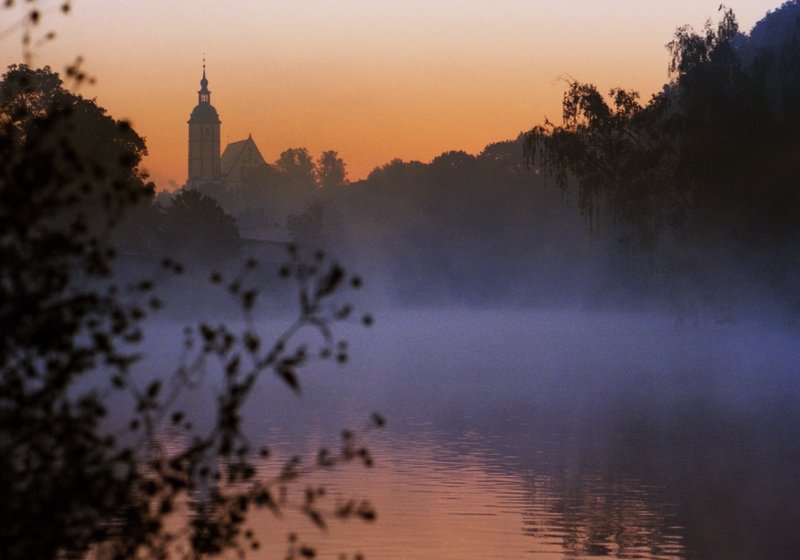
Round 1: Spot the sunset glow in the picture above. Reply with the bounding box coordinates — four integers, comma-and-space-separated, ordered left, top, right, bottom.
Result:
0, 0, 782, 188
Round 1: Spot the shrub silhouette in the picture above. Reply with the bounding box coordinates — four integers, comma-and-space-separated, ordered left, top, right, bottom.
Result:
0, 61, 378, 560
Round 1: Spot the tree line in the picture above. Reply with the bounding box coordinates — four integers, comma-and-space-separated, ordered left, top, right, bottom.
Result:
525, 2, 800, 321
5, 1, 800, 558
153, 4, 800, 320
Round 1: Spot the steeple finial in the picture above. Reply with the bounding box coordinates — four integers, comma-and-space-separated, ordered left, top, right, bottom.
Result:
198, 57, 211, 104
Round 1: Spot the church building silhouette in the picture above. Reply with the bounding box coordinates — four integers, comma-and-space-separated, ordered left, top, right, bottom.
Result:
187, 65, 266, 189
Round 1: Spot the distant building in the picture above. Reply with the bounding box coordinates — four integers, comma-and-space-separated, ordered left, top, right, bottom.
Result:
187, 66, 265, 189
221, 133, 266, 189
187, 65, 221, 186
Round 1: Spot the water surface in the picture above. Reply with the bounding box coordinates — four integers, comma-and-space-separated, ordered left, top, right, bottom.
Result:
146, 310, 800, 559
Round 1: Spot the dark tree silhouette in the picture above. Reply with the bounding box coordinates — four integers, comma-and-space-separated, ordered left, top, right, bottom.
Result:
316, 150, 348, 188
159, 188, 240, 263
527, 5, 800, 243
276, 147, 317, 191
524, 4, 800, 317
0, 63, 151, 559
0, 61, 378, 560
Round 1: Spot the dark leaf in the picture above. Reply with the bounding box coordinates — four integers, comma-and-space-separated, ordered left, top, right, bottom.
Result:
277, 365, 300, 393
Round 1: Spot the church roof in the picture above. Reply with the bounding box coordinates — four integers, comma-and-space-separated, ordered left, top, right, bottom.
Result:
221, 135, 266, 177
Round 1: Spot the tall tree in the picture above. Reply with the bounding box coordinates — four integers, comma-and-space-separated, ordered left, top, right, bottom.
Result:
275, 147, 317, 190
525, 5, 800, 314
0, 63, 151, 559
316, 150, 348, 188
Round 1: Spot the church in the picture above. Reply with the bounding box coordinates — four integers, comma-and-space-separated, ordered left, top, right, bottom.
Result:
187, 65, 266, 189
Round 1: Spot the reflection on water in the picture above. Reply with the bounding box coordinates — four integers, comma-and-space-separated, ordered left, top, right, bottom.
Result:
143, 311, 800, 559
252, 428, 687, 560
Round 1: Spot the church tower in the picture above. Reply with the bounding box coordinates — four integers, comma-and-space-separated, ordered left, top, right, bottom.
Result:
187, 64, 221, 187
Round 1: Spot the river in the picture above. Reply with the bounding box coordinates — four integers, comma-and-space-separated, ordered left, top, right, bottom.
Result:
143, 309, 800, 559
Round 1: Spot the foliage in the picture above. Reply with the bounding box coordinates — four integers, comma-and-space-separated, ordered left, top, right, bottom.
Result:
203, 148, 349, 241
524, 81, 677, 246
526, 5, 800, 246
316, 150, 348, 189
0, 1, 75, 67
0, 63, 379, 560
314, 139, 617, 306
666, 6, 740, 77
523, 4, 800, 315
275, 147, 317, 191
0, 63, 151, 560
159, 188, 240, 263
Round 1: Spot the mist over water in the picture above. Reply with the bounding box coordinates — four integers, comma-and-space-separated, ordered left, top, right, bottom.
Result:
132, 305, 800, 560
95, 8, 800, 554
8, 4, 800, 558
112, 126, 800, 559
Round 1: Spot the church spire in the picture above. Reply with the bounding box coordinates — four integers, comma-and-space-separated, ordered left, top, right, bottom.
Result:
188, 58, 221, 187
198, 61, 211, 105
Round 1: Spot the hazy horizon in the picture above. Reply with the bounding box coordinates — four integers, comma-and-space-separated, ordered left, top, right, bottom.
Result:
0, 0, 783, 189
5, 2, 800, 558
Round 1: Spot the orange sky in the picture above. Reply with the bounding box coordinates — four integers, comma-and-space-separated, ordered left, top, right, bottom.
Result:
1, 1, 783, 189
